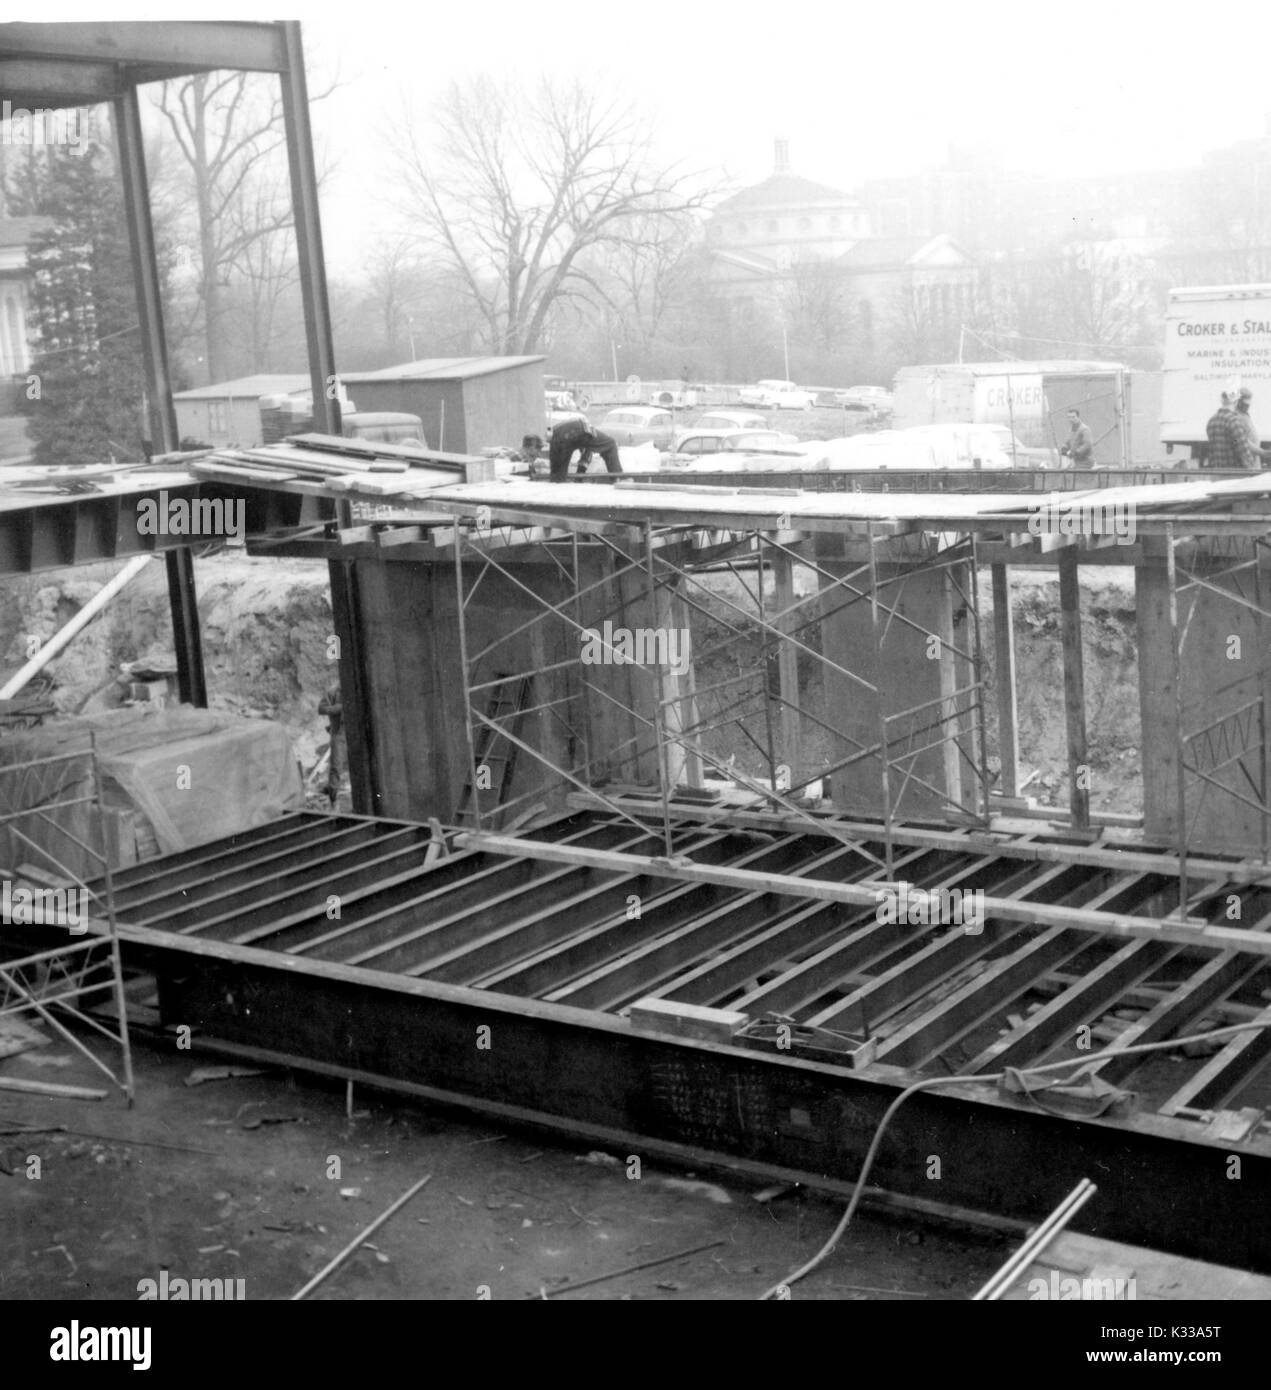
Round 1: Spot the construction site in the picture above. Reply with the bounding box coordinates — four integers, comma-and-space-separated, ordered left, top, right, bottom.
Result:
1, 19, 1270, 1319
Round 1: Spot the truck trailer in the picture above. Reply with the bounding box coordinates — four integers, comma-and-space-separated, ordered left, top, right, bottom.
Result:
891, 359, 1131, 465
1161, 283, 1271, 460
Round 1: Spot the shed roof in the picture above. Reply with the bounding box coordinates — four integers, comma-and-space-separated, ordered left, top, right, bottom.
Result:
174, 375, 310, 401
341, 356, 546, 384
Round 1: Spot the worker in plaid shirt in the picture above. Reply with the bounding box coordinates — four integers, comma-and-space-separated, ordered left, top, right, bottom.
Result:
1230, 387, 1271, 469
1204, 391, 1241, 469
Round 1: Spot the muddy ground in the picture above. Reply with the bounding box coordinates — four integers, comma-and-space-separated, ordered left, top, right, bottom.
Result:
1, 1027, 1006, 1302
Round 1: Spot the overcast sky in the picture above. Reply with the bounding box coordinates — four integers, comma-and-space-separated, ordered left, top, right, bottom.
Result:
34, 2, 1271, 275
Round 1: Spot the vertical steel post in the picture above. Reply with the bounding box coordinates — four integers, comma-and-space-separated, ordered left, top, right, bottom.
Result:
1165, 526, 1189, 915
453, 526, 484, 830
645, 523, 674, 857
114, 83, 207, 707
754, 534, 780, 805
866, 523, 894, 875
772, 543, 802, 788
990, 562, 1019, 800
279, 20, 340, 436
1058, 546, 1091, 832
967, 538, 992, 824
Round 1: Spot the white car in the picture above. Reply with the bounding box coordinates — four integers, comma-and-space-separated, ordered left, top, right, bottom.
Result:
895, 424, 1014, 470
665, 427, 799, 465
738, 379, 817, 411
598, 406, 677, 447
692, 410, 770, 431
834, 385, 893, 409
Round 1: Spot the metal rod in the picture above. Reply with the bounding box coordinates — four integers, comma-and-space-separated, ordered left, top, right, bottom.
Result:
291, 1173, 433, 1300
972, 1178, 1098, 1301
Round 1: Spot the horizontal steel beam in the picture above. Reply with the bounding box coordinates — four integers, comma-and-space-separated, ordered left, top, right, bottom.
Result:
124, 924, 1271, 1272
455, 832, 1265, 953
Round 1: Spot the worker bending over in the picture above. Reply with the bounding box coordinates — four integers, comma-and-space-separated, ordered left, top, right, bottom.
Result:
548, 417, 622, 482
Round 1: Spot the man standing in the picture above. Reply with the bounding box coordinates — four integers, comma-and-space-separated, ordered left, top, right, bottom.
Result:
1203, 391, 1239, 469
1059, 408, 1095, 469
547, 417, 622, 482
1230, 387, 1271, 470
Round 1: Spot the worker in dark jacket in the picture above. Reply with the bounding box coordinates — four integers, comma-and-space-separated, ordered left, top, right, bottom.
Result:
548, 417, 622, 481
1059, 408, 1095, 468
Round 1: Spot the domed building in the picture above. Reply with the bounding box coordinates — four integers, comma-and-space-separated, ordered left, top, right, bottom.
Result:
707, 139, 868, 272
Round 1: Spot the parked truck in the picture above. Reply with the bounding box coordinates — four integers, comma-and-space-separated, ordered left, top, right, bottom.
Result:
1161, 283, 1271, 461
891, 359, 1134, 467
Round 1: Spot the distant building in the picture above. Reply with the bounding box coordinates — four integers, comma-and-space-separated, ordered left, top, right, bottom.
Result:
704, 145, 978, 366
174, 373, 312, 448
707, 139, 868, 271
0, 215, 52, 392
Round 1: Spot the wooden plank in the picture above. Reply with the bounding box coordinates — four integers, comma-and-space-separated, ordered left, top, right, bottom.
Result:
0, 1076, 107, 1100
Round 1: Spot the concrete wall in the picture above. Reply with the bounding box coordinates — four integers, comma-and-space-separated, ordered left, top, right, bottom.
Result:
345, 544, 687, 824
816, 551, 979, 820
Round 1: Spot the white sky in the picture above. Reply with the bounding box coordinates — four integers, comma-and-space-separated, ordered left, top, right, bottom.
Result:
28, 3, 1271, 275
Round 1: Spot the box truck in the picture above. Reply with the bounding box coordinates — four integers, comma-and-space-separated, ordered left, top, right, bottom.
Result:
1161, 283, 1271, 460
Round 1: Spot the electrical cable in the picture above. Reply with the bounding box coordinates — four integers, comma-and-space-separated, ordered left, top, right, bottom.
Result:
756, 1018, 1271, 1300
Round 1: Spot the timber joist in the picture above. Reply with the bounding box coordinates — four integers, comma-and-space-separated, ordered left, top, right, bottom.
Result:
90, 804, 1271, 1269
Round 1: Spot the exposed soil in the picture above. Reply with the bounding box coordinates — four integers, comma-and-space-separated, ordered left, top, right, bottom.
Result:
0, 1027, 1006, 1302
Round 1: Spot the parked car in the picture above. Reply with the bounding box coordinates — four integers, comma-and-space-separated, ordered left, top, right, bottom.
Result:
982, 424, 1059, 468
834, 384, 893, 409
692, 409, 770, 431
342, 412, 427, 446
665, 427, 799, 465
738, 379, 817, 410
895, 424, 1014, 470
598, 406, 677, 447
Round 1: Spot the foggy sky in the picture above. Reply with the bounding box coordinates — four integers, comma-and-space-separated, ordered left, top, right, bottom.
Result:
30, 1, 1271, 274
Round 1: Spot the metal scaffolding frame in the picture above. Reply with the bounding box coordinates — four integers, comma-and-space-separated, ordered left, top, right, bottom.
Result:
447, 508, 994, 879
1164, 527, 1271, 914
0, 739, 134, 1106
0, 738, 134, 1104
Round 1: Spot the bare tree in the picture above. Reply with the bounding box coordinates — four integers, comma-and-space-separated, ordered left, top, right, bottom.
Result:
154, 69, 334, 381
395, 75, 713, 355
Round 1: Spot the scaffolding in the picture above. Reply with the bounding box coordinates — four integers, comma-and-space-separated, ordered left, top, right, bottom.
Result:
428, 480, 1271, 944
0, 736, 134, 1104
447, 508, 993, 879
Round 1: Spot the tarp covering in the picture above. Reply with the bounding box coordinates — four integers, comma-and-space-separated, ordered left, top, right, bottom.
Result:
0, 707, 303, 882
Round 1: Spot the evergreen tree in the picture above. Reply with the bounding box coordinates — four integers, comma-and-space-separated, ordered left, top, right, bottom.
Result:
19, 139, 147, 467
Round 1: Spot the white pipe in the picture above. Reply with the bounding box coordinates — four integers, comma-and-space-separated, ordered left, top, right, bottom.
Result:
0, 554, 153, 701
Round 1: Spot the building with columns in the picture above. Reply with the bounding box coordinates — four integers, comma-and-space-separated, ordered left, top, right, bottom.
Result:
0, 216, 49, 391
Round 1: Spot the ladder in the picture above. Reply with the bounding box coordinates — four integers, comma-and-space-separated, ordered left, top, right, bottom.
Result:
455, 675, 532, 826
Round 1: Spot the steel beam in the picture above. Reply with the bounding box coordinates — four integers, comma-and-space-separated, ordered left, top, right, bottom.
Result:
132, 931, 1271, 1273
